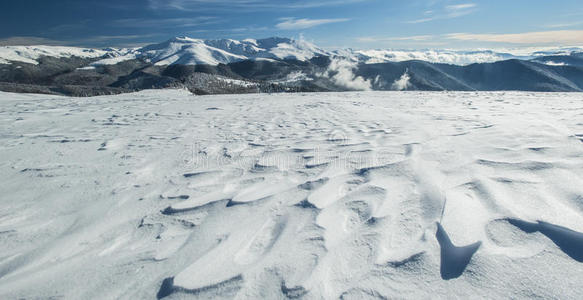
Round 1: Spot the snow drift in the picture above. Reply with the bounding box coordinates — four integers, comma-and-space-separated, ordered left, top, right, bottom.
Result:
1, 90, 583, 298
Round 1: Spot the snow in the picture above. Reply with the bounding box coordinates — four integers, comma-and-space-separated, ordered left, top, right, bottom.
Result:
1, 89, 583, 298
544, 61, 568, 66
90, 48, 140, 66
270, 71, 312, 83
139, 37, 249, 66
216, 77, 257, 88
0, 46, 107, 65
260, 38, 328, 61
0, 36, 328, 67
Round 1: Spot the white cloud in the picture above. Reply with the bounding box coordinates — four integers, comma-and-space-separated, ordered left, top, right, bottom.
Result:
359, 29, 583, 48
392, 70, 411, 91
320, 58, 372, 91
276, 18, 350, 30
446, 3, 476, 11
187, 26, 270, 35
0, 34, 158, 48
406, 18, 436, 24
112, 17, 220, 28
446, 30, 583, 44
358, 35, 433, 42
148, 0, 367, 11
0, 37, 68, 46
445, 3, 476, 17
407, 2, 476, 23
544, 21, 583, 29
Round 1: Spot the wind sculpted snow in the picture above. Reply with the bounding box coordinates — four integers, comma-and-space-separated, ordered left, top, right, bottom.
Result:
0, 90, 583, 298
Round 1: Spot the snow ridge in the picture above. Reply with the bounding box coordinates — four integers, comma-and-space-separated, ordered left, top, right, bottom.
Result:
1, 37, 583, 66
0, 46, 107, 65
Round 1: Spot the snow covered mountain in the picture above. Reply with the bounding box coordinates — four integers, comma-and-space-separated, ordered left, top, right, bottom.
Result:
134, 36, 330, 66
2, 36, 582, 67
0, 37, 330, 67
137, 37, 249, 66
0, 45, 108, 65
2, 36, 583, 96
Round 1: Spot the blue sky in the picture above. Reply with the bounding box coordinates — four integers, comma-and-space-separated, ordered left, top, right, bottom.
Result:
1, 0, 583, 49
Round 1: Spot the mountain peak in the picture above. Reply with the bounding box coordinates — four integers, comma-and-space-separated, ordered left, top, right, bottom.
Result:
130, 36, 326, 66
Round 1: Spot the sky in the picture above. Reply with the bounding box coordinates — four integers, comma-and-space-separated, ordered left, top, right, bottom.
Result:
1, 0, 583, 50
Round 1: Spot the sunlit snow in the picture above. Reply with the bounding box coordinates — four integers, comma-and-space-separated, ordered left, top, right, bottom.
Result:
1, 90, 583, 298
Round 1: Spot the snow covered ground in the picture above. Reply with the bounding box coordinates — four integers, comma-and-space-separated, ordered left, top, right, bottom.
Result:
0, 89, 583, 299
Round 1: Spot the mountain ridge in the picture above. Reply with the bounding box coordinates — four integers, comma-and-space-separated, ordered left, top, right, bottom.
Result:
2, 36, 583, 67
1, 36, 583, 96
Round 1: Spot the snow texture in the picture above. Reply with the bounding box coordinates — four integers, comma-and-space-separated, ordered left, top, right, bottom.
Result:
1, 90, 583, 298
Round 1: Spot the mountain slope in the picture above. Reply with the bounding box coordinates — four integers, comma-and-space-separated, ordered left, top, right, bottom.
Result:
356, 59, 583, 92
1, 37, 583, 95
2, 37, 582, 67
125, 37, 329, 66
138, 37, 250, 66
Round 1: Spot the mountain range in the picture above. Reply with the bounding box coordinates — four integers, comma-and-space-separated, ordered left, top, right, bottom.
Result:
1, 37, 583, 96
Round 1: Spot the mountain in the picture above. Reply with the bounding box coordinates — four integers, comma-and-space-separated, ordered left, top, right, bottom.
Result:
0, 37, 329, 67
90, 37, 329, 67
356, 59, 583, 92
136, 37, 249, 66
3, 37, 581, 67
1, 36, 583, 96
0, 45, 108, 65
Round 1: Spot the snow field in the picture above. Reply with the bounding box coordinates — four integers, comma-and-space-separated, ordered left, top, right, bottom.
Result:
0, 90, 582, 298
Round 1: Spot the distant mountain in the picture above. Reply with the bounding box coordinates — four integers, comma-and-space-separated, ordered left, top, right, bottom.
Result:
0, 45, 107, 65
1, 36, 583, 96
3, 37, 582, 67
336, 49, 536, 65
356, 59, 583, 92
